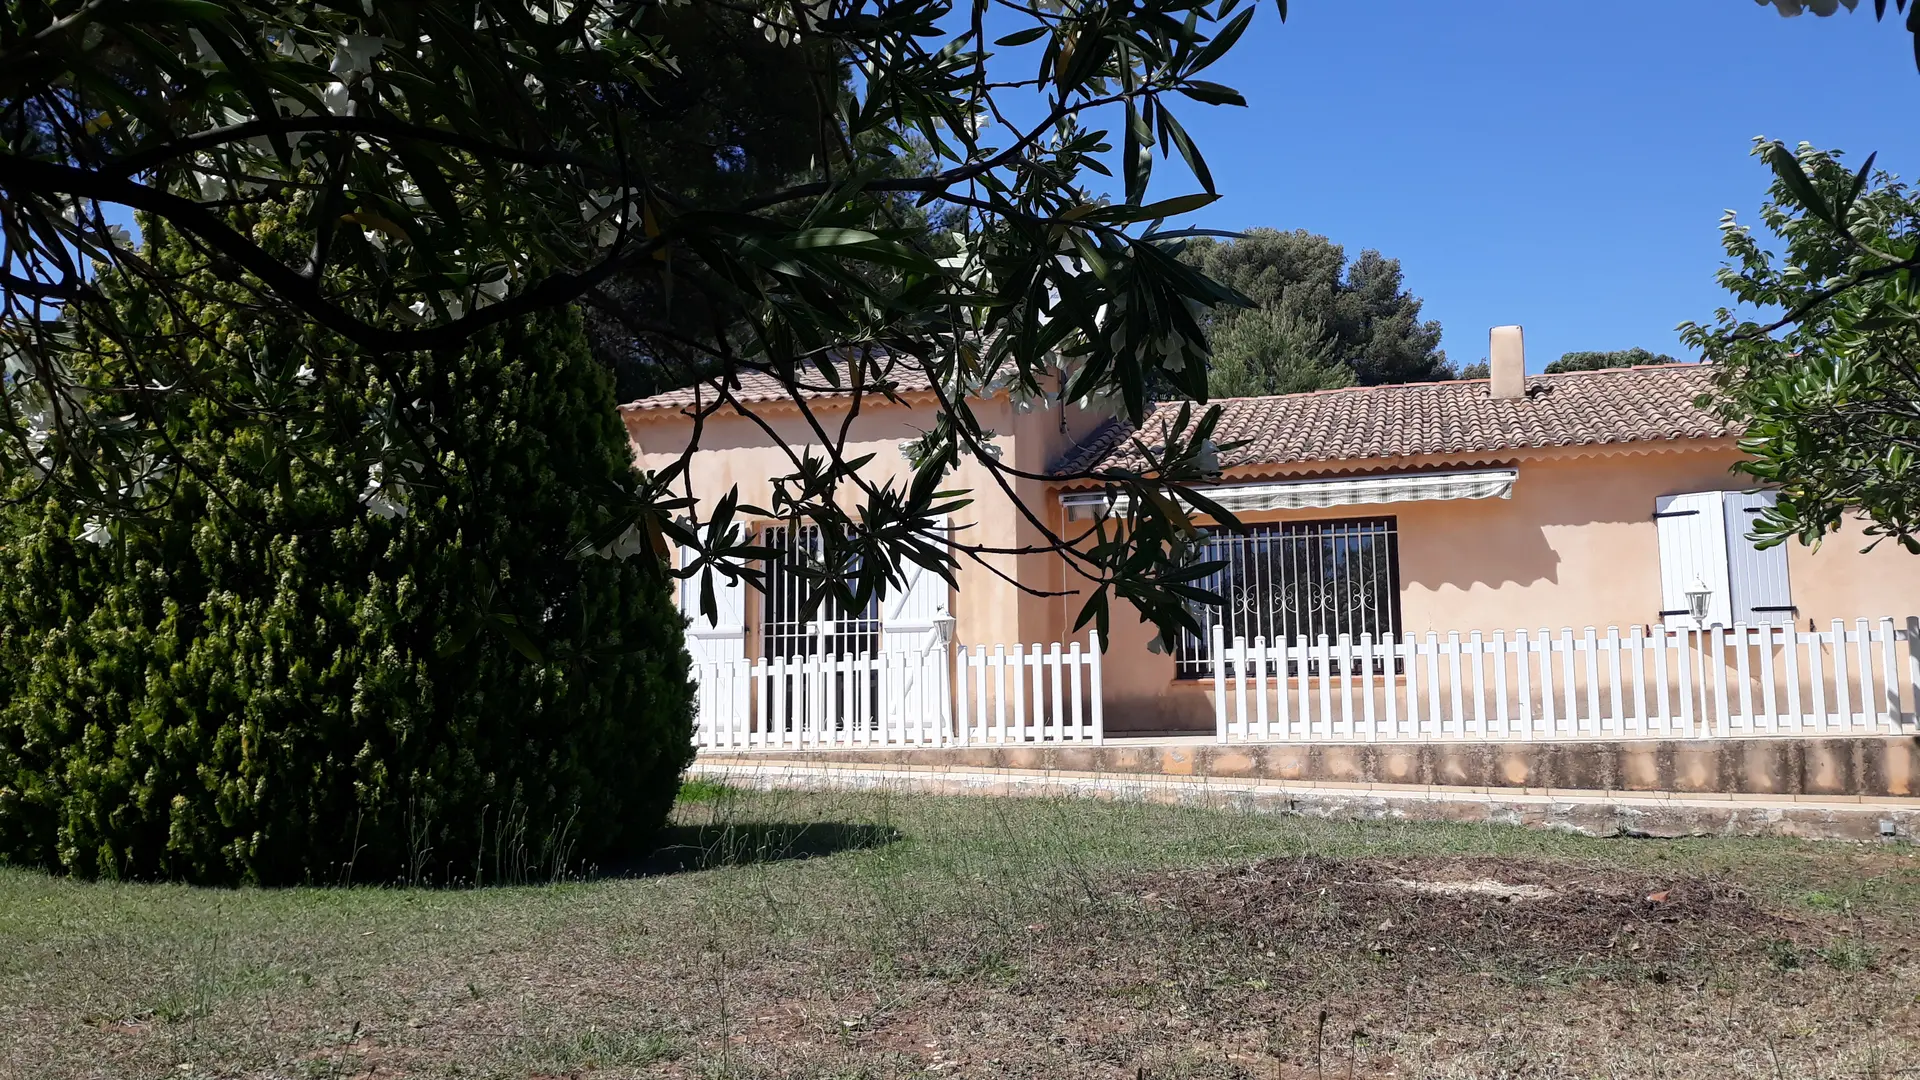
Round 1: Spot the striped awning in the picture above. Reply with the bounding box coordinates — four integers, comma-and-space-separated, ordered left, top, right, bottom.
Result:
1059, 467, 1518, 519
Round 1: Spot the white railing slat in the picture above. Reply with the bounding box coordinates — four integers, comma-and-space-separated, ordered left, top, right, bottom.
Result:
1779, 623, 1795, 734
1068, 640, 1085, 742
1349, 635, 1362, 740
1605, 627, 1625, 739
1516, 629, 1535, 740
1088, 629, 1105, 744
1907, 617, 1920, 728
1361, 635, 1379, 741
1757, 625, 1778, 734
1856, 619, 1875, 728
1423, 632, 1442, 740
1880, 617, 1900, 731
1832, 621, 1852, 732
1808, 630, 1828, 732
1467, 631, 1486, 740
1708, 627, 1728, 738
1445, 632, 1463, 739
1212, 625, 1228, 743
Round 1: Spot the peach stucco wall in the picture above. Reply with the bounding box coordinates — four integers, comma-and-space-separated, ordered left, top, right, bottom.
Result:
623, 386, 1106, 653
628, 395, 1920, 733
1080, 446, 1920, 731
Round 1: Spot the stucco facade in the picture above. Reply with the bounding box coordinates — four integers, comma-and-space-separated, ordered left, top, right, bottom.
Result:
625, 371, 1920, 734
623, 381, 1106, 654
1068, 444, 1920, 731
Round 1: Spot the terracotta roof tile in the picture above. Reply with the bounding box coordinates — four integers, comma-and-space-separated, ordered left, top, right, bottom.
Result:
1052, 364, 1731, 477
621, 362, 934, 412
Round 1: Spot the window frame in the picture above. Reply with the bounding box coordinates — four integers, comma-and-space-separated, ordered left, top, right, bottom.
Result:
1173, 515, 1405, 680
757, 523, 883, 663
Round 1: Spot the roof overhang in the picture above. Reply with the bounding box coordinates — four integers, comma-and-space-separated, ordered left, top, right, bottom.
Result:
1058, 467, 1519, 520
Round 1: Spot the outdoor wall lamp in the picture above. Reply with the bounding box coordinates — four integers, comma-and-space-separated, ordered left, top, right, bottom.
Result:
1685, 578, 1713, 626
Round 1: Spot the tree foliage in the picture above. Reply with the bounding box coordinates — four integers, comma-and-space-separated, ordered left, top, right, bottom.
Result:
1680, 141, 1920, 552
1759, 0, 1920, 68
573, 5, 836, 404
1205, 304, 1354, 397
0, 213, 694, 885
1180, 228, 1452, 397
3, 0, 1287, 654
1542, 348, 1677, 374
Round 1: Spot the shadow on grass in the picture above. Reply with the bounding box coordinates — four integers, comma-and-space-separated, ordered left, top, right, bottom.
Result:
0, 813, 899, 889
627, 821, 902, 876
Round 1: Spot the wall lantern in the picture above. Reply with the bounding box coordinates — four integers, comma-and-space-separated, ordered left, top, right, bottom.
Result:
1685, 578, 1714, 626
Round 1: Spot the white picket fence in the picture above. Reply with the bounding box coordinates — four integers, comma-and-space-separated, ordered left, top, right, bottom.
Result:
954, 636, 1104, 745
1211, 617, 1920, 743
692, 631, 1104, 749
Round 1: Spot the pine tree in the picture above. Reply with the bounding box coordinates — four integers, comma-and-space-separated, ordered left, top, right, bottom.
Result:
1542, 348, 1677, 374
1206, 306, 1355, 397
1182, 229, 1453, 396
0, 212, 695, 885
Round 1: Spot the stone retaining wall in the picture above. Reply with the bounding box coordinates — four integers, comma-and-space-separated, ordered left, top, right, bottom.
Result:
698, 735, 1920, 799
692, 759, 1920, 843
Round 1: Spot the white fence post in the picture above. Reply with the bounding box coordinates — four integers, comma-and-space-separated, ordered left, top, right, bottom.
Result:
1908, 616, 1920, 730
1212, 623, 1228, 744
1881, 617, 1901, 732
954, 643, 970, 746
1089, 628, 1105, 745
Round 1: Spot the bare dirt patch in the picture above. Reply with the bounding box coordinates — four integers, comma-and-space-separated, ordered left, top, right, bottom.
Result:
1138, 855, 1792, 979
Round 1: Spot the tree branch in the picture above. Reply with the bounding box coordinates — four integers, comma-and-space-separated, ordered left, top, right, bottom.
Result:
106, 115, 616, 179
1729, 253, 1920, 342
1, 155, 654, 353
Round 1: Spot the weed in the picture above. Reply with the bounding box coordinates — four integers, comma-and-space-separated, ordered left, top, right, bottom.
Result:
677, 777, 737, 804
1820, 938, 1878, 971
1801, 890, 1854, 913
516, 1025, 680, 1071
1767, 938, 1803, 971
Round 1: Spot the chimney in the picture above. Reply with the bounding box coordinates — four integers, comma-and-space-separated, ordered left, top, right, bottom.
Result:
1489, 325, 1525, 400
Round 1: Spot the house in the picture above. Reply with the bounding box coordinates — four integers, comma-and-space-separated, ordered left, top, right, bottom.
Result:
623, 330, 1920, 744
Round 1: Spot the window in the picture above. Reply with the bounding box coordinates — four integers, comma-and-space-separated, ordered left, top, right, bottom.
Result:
760, 524, 881, 662
761, 524, 882, 731
1174, 518, 1403, 678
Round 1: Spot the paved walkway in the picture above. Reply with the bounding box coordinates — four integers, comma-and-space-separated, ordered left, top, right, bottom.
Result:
691, 756, 1920, 843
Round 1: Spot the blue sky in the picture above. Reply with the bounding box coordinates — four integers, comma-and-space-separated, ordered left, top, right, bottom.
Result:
101, 5, 1906, 375
1117, 2, 1913, 372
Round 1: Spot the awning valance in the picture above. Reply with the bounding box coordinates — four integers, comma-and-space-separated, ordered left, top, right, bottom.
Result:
1059, 467, 1519, 520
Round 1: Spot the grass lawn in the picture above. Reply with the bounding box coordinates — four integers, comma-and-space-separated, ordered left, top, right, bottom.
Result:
4, 781, 1919, 1079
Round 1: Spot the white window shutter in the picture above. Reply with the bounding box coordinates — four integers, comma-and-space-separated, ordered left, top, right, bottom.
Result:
881, 516, 952, 646
677, 544, 697, 621
879, 517, 952, 736
678, 541, 745, 645
679, 536, 747, 741
1654, 491, 1732, 629
1722, 491, 1795, 625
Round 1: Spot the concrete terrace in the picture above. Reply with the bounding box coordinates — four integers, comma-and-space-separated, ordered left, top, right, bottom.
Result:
695, 734, 1920, 843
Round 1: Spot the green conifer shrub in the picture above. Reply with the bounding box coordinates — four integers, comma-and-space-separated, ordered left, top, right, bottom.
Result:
0, 212, 695, 885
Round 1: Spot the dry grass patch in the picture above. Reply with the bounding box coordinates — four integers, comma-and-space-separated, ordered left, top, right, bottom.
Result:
2, 783, 1918, 1079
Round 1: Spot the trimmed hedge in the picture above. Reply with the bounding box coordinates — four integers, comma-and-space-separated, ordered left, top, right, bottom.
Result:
0, 216, 694, 885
